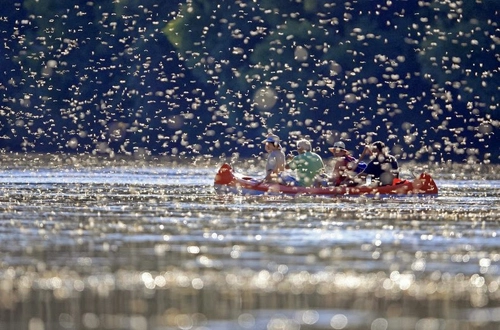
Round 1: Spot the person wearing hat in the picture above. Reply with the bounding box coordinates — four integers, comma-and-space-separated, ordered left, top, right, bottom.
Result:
261, 134, 286, 183
325, 141, 367, 186
286, 139, 325, 187
353, 141, 399, 186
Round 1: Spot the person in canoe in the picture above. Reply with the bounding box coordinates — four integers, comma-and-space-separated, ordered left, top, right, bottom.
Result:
285, 139, 325, 187
261, 134, 286, 183
351, 141, 400, 186
321, 141, 367, 186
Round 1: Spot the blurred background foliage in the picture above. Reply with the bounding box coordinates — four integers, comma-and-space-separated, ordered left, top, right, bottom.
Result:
0, 0, 498, 163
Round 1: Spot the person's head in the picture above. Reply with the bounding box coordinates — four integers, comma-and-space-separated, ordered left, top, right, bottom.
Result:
262, 134, 281, 152
296, 139, 312, 154
371, 141, 386, 154
328, 141, 349, 157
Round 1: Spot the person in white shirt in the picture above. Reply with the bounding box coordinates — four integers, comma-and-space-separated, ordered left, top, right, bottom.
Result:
261, 134, 286, 183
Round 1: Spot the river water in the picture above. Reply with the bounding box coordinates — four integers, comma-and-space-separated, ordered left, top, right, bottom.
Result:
0, 155, 499, 330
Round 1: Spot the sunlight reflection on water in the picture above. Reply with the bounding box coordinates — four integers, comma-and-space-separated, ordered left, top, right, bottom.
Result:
0, 158, 499, 329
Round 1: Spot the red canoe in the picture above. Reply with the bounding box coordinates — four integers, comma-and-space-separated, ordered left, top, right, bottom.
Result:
214, 163, 438, 197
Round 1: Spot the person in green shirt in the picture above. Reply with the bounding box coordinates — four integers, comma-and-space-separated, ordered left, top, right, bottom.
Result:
286, 139, 325, 187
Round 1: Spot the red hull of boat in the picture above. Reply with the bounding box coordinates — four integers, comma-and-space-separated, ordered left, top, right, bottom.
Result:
214, 163, 438, 197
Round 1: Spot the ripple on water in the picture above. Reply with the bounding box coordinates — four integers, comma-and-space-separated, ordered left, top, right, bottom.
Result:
0, 161, 500, 329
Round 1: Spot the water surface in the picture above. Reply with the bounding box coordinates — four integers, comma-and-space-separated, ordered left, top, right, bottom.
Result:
0, 155, 499, 330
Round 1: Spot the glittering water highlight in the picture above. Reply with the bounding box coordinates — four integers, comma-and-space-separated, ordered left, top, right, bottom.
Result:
0, 155, 499, 330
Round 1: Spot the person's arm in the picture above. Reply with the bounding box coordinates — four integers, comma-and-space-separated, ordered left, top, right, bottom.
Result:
256, 168, 274, 185
285, 155, 295, 170
261, 154, 277, 183
338, 146, 370, 178
330, 159, 343, 183
264, 164, 281, 182
263, 170, 272, 182
390, 156, 399, 178
357, 145, 372, 162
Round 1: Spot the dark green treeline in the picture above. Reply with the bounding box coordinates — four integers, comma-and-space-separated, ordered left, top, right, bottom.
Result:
1, 0, 498, 162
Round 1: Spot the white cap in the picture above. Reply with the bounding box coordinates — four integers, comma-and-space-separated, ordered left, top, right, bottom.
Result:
262, 134, 280, 144
333, 141, 346, 149
329, 141, 347, 152
296, 139, 312, 151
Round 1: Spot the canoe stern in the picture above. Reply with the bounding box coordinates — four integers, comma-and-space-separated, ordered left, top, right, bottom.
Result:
413, 172, 439, 195
214, 163, 234, 185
